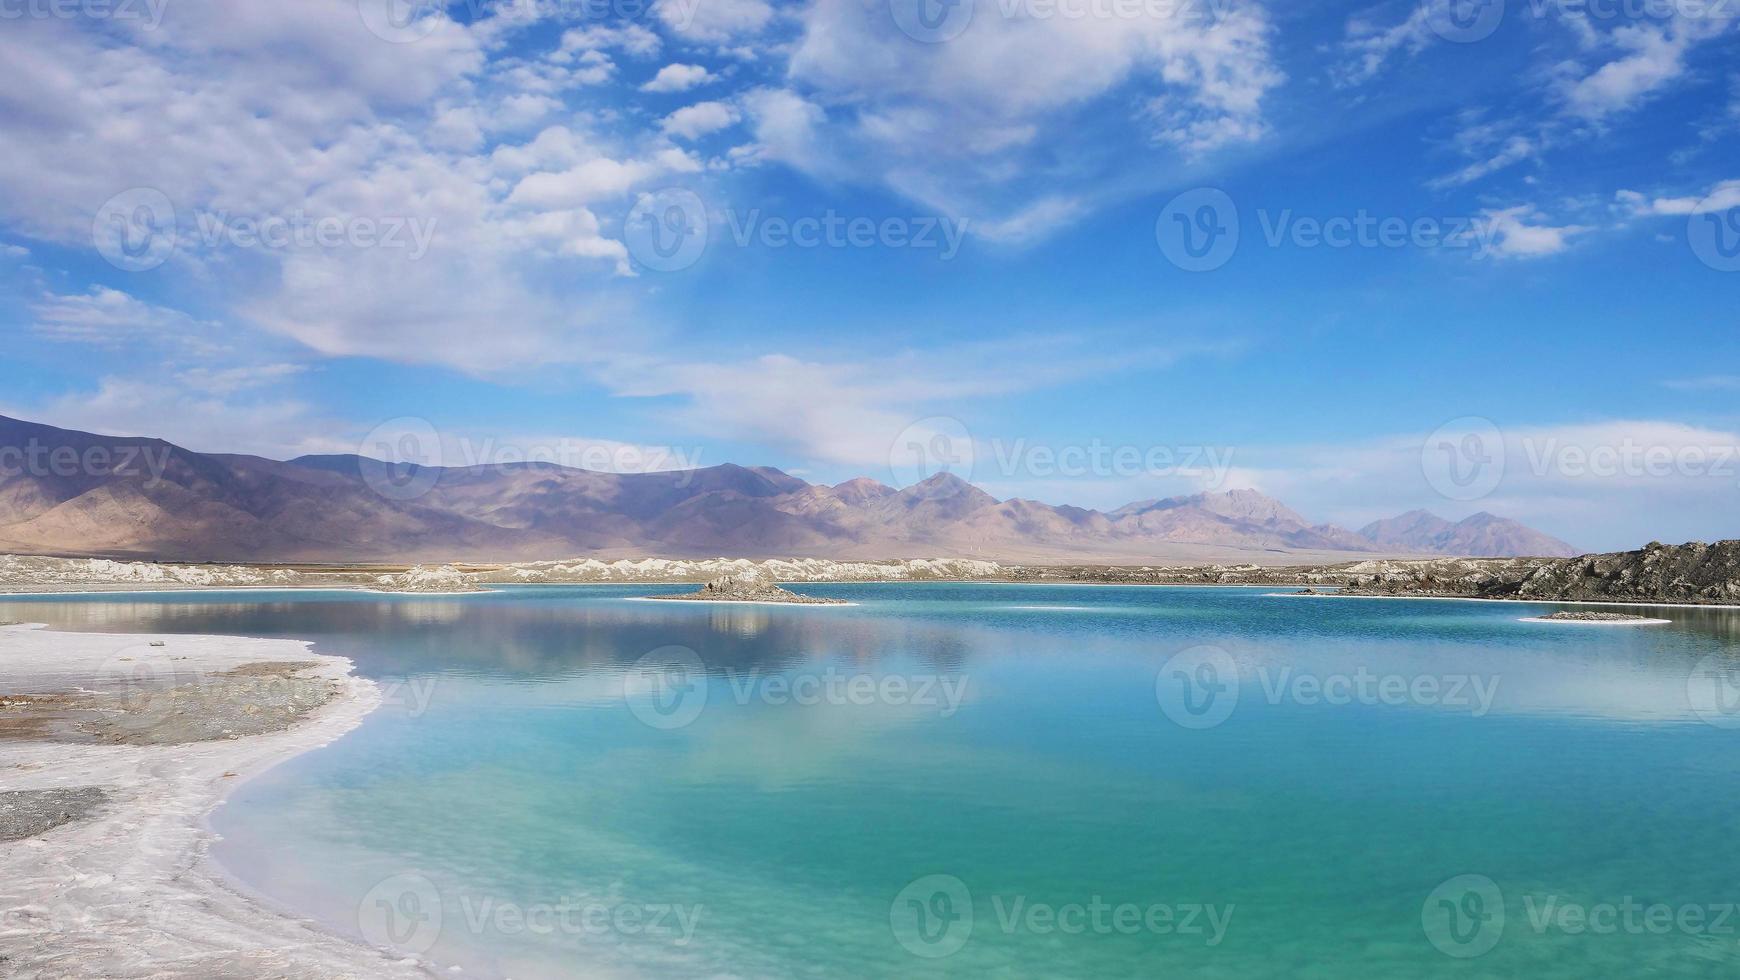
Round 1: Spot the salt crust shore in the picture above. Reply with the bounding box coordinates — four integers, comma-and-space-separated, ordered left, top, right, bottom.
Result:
0, 623, 426, 979
1264, 591, 1739, 611
1517, 616, 1672, 625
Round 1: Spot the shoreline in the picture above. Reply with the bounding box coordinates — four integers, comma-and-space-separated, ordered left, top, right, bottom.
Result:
1516, 615, 1673, 625
0, 623, 428, 978
1263, 590, 1740, 611
4, 579, 1737, 610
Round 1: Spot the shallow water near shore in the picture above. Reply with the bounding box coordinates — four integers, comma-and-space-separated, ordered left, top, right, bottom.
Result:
8, 583, 1740, 977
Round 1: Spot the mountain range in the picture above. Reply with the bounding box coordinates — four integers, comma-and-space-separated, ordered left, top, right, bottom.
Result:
0, 415, 1578, 563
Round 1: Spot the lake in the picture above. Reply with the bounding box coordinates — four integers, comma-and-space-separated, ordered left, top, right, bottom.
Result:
7, 584, 1740, 977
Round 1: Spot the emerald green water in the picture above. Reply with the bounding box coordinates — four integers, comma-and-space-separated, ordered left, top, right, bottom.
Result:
8, 584, 1740, 977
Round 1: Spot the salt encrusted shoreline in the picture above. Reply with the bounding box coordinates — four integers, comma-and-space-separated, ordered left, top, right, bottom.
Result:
0, 623, 428, 979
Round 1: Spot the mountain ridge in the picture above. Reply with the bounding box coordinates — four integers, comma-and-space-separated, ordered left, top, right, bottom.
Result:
0, 415, 1577, 563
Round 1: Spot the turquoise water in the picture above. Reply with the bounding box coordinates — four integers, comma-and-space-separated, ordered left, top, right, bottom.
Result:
8, 585, 1740, 977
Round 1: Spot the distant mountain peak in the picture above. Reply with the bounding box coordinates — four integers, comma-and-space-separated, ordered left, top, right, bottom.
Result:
1360, 509, 1575, 558
0, 414, 1576, 562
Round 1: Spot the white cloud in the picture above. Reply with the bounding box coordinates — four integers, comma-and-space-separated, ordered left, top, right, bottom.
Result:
640, 63, 716, 93
506, 149, 702, 208
4, 377, 345, 461
1616, 178, 1740, 216
1197, 420, 1740, 552
1431, 130, 1538, 189
661, 101, 740, 140
557, 23, 661, 58
1561, 23, 1696, 121
654, 0, 772, 43
1335, 4, 1436, 86
748, 0, 1282, 235
30, 287, 222, 352
1478, 206, 1590, 258
595, 337, 1187, 470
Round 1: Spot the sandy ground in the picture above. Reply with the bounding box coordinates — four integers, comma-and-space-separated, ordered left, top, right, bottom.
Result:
0, 623, 430, 979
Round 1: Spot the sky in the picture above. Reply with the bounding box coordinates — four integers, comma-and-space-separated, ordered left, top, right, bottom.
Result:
0, 0, 1737, 552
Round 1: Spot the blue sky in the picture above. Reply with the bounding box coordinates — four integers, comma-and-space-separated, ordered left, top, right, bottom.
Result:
0, 0, 1737, 551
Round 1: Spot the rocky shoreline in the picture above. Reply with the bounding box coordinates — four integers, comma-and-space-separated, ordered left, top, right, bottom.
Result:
1, 539, 1736, 606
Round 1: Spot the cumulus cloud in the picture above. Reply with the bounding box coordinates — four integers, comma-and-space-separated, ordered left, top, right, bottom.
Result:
1477, 206, 1590, 258
746, 0, 1282, 235
1561, 23, 1699, 121
654, 0, 772, 42
661, 101, 740, 140
640, 63, 717, 93
0, 10, 727, 376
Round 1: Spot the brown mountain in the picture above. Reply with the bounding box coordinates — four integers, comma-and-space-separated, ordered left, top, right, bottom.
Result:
0, 415, 1576, 563
1358, 509, 1577, 558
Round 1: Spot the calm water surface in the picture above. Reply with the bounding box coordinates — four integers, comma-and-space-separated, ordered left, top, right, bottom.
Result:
7, 584, 1740, 977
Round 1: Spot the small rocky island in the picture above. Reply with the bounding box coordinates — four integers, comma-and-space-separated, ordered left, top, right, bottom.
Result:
648, 569, 849, 605
1528, 610, 1668, 623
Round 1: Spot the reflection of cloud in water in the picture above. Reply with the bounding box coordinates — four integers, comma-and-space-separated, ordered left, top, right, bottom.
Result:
676, 690, 964, 791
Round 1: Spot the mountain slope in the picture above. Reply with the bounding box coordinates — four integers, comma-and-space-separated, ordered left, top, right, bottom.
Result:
1358, 509, 1577, 558
0, 415, 1576, 562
